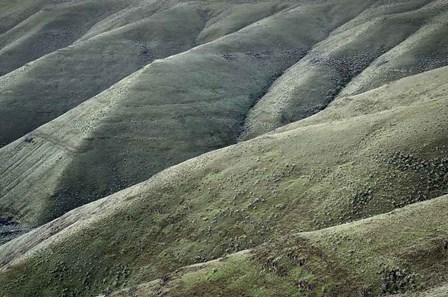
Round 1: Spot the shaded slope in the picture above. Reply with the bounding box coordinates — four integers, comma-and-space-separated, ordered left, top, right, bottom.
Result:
0, 0, 131, 76
0, 2, 205, 147
241, 0, 448, 139
0, 0, 296, 147
79, 1, 291, 44
109, 194, 448, 297
0, 0, 51, 34
340, 1, 448, 97
0, 66, 447, 296
0, 0, 366, 226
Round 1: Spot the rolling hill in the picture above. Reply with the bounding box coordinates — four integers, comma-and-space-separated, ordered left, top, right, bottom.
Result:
0, 0, 447, 296
1, 62, 447, 296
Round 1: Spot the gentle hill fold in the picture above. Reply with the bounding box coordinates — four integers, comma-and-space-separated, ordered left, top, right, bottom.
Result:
0, 64, 447, 296
0, 0, 447, 296
107, 194, 448, 296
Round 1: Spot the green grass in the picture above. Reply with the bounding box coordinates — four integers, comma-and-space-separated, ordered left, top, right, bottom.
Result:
0, 1, 448, 296
109, 194, 448, 296
0, 0, 324, 225
0, 63, 447, 296
110, 251, 305, 297
2, 0, 448, 230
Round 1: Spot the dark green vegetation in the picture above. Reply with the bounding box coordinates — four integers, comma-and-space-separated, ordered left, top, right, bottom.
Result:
1, 61, 448, 296
109, 195, 448, 296
0, 0, 447, 296
1, 0, 448, 227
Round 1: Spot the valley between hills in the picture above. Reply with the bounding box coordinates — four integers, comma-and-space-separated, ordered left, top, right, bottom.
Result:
0, 0, 447, 296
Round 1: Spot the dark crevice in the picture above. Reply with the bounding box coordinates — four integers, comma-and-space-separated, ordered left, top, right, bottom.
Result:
237, 1, 380, 139
0, 214, 31, 245
266, 17, 428, 129
236, 50, 309, 141
290, 51, 385, 122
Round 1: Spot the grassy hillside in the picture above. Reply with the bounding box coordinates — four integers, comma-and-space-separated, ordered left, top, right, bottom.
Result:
0, 0, 340, 226
0, 0, 131, 76
2, 0, 448, 230
109, 194, 448, 296
241, 0, 448, 139
340, 1, 448, 97
1, 1, 447, 296
0, 0, 52, 34
0, 0, 295, 147
0, 65, 447, 296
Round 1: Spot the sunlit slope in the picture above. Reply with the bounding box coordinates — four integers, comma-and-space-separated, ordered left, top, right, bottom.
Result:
109, 195, 448, 297
398, 285, 448, 297
0, 0, 296, 147
0, 0, 377, 226
0, 66, 447, 296
241, 0, 448, 139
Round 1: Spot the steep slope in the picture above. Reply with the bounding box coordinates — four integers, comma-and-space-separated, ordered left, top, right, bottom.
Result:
241, 0, 448, 139
2, 0, 445, 230
0, 0, 132, 76
0, 0, 375, 227
0, 0, 295, 147
109, 194, 448, 297
339, 1, 448, 97
0, 0, 54, 34
0, 66, 447, 296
